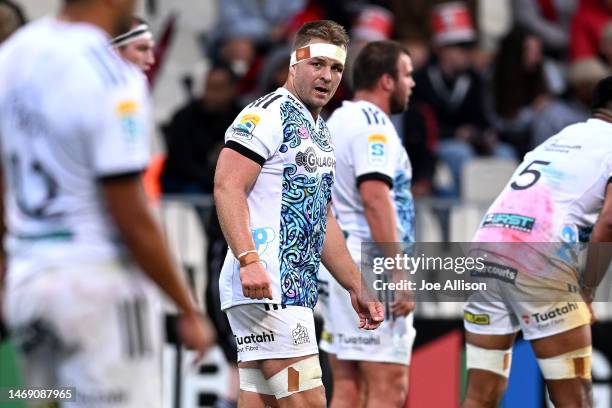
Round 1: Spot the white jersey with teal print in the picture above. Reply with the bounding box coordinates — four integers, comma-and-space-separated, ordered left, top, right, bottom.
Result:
327, 100, 415, 243
0, 18, 151, 283
220, 87, 336, 310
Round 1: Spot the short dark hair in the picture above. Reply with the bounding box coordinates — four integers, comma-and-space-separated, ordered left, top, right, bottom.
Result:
591, 76, 612, 112
353, 40, 410, 91
293, 20, 349, 51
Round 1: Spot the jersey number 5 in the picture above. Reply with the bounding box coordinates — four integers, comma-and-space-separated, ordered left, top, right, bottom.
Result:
510, 160, 551, 191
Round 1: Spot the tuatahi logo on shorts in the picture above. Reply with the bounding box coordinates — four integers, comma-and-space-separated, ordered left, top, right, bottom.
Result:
530, 302, 578, 324
235, 331, 275, 345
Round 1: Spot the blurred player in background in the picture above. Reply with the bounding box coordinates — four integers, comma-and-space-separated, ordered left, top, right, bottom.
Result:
214, 20, 384, 408
0, 0, 214, 406
319, 40, 417, 408
462, 76, 612, 407
111, 15, 155, 72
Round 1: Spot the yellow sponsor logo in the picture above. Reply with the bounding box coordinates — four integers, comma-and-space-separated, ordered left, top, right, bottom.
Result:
115, 99, 139, 116
368, 134, 387, 143
236, 114, 260, 133
464, 311, 490, 325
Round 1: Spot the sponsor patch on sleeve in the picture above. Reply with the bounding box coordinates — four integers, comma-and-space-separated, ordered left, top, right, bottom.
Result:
232, 113, 260, 140
115, 99, 141, 142
367, 134, 387, 166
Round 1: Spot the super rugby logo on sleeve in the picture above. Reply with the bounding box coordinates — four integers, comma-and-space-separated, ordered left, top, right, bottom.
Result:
232, 113, 260, 140
368, 134, 387, 166
115, 99, 140, 142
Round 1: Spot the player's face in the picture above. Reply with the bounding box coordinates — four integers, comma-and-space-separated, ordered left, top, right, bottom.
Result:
390, 53, 415, 114
289, 39, 345, 114
120, 37, 155, 72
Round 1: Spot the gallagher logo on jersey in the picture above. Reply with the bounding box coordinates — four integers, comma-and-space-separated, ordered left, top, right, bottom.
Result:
368, 134, 387, 166
116, 99, 140, 142
233, 113, 260, 140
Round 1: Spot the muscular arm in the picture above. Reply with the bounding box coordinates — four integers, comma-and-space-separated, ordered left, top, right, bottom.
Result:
213, 148, 261, 256
103, 174, 215, 358
320, 208, 361, 293
102, 175, 199, 314
214, 147, 273, 300
582, 182, 612, 295
360, 180, 400, 252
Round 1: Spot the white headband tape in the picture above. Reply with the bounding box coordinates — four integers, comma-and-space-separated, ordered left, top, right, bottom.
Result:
290, 43, 346, 66
111, 24, 153, 47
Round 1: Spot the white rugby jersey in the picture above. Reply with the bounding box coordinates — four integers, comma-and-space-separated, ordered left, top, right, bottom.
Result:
327, 100, 415, 243
220, 87, 336, 310
0, 18, 150, 278
474, 119, 612, 283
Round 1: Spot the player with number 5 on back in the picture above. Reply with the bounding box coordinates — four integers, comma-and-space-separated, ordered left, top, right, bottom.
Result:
462, 77, 612, 408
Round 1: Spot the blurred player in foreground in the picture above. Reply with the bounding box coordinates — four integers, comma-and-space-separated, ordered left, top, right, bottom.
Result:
0, 0, 214, 406
214, 20, 384, 408
319, 40, 417, 407
462, 76, 612, 407
111, 15, 155, 72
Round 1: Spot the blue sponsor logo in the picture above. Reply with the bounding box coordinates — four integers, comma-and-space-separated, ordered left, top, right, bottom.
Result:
252, 227, 275, 254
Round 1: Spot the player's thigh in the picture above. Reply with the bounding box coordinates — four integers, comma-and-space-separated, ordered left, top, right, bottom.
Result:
360, 360, 409, 395
530, 324, 593, 407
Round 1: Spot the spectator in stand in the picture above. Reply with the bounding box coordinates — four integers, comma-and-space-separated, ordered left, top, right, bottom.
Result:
209, 0, 307, 95
570, 0, 612, 61
412, 2, 515, 197
490, 27, 586, 156
0, 0, 26, 44
512, 0, 577, 57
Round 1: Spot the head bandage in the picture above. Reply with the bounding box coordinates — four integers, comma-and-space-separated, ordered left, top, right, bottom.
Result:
290, 43, 346, 66
538, 346, 592, 380
466, 344, 513, 378
111, 24, 153, 48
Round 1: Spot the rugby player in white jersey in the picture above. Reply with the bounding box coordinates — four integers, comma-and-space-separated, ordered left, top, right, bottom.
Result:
318, 40, 417, 408
214, 20, 384, 408
462, 76, 612, 407
111, 16, 155, 73
0, 0, 214, 406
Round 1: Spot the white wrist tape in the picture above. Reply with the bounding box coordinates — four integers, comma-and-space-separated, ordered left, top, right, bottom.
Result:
290, 43, 346, 66
268, 355, 323, 399
538, 346, 592, 380
466, 343, 513, 378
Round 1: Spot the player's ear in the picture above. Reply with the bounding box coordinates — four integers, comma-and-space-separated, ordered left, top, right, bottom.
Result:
380, 73, 394, 92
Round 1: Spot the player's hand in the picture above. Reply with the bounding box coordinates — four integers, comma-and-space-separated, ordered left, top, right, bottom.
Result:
580, 288, 597, 325
178, 311, 216, 365
349, 289, 384, 330
391, 297, 415, 318
240, 262, 273, 300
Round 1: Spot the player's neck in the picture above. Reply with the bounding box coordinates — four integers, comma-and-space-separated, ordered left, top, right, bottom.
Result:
592, 108, 612, 124
59, 3, 115, 37
283, 83, 322, 122
353, 90, 391, 116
